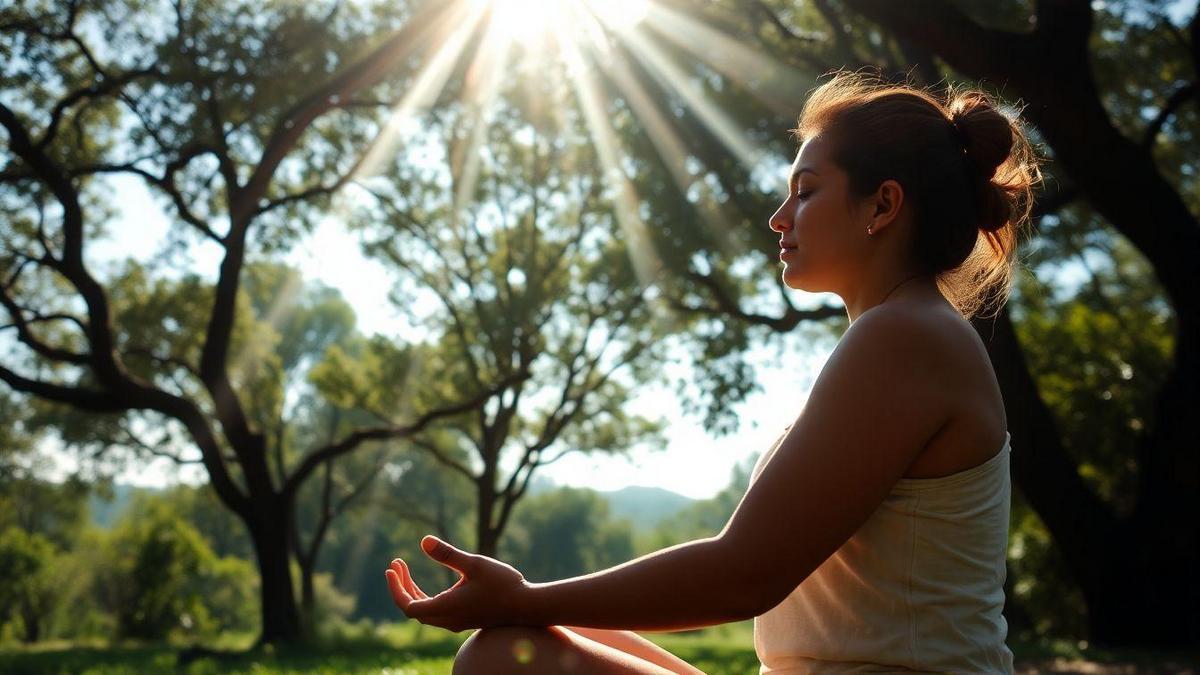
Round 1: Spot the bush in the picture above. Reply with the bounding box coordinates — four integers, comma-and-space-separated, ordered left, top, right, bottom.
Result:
92, 496, 259, 641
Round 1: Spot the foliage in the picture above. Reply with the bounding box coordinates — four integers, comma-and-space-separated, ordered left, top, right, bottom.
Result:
499, 487, 635, 583
93, 497, 257, 640
0, 527, 56, 642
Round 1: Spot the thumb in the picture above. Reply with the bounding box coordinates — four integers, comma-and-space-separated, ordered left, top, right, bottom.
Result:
421, 535, 471, 572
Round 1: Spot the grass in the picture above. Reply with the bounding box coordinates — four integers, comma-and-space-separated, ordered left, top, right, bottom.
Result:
2, 622, 1198, 674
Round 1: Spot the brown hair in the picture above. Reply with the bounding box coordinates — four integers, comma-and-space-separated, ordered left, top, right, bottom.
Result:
793, 69, 1044, 318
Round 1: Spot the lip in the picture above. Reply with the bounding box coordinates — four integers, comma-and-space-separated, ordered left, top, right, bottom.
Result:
779, 246, 798, 259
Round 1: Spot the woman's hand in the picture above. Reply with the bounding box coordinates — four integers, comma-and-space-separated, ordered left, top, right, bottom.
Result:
385, 535, 531, 633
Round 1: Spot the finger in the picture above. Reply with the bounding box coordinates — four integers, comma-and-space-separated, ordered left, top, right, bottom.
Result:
397, 558, 430, 599
420, 535, 476, 575
391, 559, 429, 600
384, 569, 412, 611
390, 559, 413, 596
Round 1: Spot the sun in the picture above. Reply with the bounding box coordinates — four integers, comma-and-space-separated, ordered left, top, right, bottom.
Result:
472, 0, 650, 45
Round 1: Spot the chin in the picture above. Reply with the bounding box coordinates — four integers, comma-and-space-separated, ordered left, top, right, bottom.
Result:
781, 266, 833, 294
781, 267, 812, 291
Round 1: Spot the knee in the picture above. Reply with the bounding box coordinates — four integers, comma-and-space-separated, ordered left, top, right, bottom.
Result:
452, 626, 567, 674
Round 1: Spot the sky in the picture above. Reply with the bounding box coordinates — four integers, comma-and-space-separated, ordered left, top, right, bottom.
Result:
76, 173, 837, 501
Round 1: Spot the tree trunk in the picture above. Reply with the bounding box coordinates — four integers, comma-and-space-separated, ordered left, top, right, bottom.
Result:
19, 602, 40, 643
247, 505, 302, 645
476, 461, 500, 557
976, 308, 1200, 646
476, 489, 500, 558
298, 556, 317, 637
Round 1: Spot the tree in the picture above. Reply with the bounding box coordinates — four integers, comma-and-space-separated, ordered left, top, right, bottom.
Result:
93, 495, 258, 640
499, 487, 636, 583
328, 62, 679, 557
0, 0, 510, 643
0, 527, 55, 643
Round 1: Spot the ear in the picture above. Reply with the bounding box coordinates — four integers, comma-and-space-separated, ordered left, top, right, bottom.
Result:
864, 179, 904, 235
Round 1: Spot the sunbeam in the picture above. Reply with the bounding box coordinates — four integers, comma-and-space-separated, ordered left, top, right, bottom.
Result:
471, 0, 650, 46
451, 5, 517, 218
352, 1, 488, 182
619, 25, 768, 172
642, 2, 810, 114
558, 16, 664, 292
584, 25, 741, 254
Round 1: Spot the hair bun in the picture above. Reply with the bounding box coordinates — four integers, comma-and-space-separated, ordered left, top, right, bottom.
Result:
947, 92, 1018, 233
947, 92, 1014, 181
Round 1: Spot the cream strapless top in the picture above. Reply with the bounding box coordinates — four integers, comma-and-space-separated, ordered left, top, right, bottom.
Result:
750, 429, 1014, 674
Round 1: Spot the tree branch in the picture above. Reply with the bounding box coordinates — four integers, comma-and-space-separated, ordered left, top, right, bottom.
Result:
283, 369, 528, 498
1141, 81, 1199, 151
667, 269, 843, 330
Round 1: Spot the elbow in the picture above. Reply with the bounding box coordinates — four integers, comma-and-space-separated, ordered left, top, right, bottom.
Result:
710, 538, 788, 620
742, 580, 787, 619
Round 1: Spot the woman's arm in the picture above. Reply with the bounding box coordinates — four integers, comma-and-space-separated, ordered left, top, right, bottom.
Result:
518, 536, 760, 632
386, 533, 758, 634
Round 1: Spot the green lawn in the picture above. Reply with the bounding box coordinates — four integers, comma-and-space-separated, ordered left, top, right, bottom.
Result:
2, 622, 1197, 674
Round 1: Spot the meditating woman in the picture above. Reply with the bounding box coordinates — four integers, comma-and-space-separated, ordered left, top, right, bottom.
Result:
384, 70, 1043, 674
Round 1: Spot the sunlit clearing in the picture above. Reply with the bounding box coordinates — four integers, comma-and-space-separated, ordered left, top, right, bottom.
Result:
472, 0, 649, 46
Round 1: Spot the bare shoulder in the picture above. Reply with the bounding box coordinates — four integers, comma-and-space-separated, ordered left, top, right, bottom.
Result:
819, 298, 992, 439
849, 299, 1007, 475
822, 299, 974, 394
844, 298, 979, 360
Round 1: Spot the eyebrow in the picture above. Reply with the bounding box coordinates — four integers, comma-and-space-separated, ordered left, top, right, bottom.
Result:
787, 167, 819, 190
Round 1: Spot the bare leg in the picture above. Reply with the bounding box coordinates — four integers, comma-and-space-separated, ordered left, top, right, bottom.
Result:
561, 626, 706, 675
452, 625, 705, 674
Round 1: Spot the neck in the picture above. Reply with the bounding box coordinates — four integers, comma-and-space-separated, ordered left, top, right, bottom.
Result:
842, 266, 932, 323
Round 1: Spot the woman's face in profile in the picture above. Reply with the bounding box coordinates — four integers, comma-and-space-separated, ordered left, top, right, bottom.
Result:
769, 133, 869, 294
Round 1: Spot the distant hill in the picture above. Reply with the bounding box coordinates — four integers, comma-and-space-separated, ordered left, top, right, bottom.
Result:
597, 485, 695, 531
526, 474, 696, 531
91, 476, 696, 533
88, 483, 161, 528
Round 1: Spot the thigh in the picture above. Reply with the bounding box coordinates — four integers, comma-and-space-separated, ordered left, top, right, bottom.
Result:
561, 626, 706, 675
453, 625, 689, 674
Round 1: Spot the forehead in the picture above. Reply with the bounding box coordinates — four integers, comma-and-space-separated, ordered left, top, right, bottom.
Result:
792, 133, 833, 172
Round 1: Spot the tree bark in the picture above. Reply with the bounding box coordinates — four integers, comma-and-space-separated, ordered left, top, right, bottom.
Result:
19, 602, 40, 643
975, 308, 1200, 646
247, 505, 301, 646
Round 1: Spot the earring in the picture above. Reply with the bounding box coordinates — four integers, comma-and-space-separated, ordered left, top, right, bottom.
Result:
867, 225, 874, 235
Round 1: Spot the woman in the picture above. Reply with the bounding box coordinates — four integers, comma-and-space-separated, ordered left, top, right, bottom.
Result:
385, 70, 1043, 674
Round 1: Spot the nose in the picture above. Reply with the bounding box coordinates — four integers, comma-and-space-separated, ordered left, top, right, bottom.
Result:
768, 198, 792, 234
